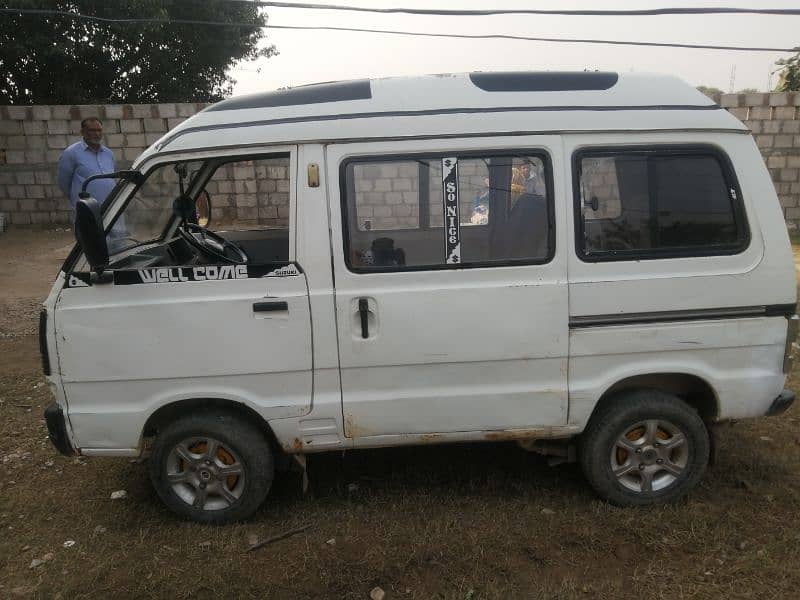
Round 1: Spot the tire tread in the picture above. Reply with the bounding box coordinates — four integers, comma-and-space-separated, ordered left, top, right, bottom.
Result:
580, 389, 709, 506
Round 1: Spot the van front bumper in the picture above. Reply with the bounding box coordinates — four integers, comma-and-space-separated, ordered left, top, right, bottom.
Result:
766, 389, 796, 416
44, 403, 77, 456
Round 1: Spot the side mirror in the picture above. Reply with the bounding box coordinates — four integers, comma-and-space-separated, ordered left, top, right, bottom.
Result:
196, 190, 211, 228
74, 195, 110, 282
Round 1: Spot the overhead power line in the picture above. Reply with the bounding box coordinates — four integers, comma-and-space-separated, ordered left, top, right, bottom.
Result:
265, 24, 797, 53
0, 8, 796, 53
241, 2, 800, 18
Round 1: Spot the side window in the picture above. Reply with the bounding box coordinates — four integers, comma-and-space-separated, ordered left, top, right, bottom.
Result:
203, 155, 290, 263
344, 153, 552, 271
353, 161, 419, 231
576, 148, 748, 260
205, 156, 289, 229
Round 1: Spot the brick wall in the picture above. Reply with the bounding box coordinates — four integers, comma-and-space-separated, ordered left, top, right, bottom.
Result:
715, 92, 800, 228
1, 94, 800, 229
206, 157, 290, 227
0, 103, 205, 225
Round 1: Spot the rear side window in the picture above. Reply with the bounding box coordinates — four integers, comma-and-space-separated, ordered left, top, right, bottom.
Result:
575, 147, 748, 261
342, 153, 553, 271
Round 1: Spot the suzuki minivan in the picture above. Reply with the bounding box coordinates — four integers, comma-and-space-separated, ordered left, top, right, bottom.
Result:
41, 72, 797, 522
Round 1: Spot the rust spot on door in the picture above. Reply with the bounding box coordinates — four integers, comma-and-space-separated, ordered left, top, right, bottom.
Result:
484, 428, 554, 441
344, 414, 372, 438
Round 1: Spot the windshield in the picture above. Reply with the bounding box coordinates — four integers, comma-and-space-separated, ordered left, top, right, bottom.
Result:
108, 160, 203, 255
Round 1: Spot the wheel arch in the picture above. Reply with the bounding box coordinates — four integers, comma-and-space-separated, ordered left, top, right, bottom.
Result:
141, 397, 283, 456
590, 373, 719, 424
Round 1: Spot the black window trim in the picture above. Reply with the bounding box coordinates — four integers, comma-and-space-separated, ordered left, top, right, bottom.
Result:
572, 144, 750, 263
340, 149, 556, 274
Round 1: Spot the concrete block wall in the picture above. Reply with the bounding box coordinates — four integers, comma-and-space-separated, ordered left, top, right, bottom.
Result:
0, 103, 205, 226
1, 93, 800, 229
715, 91, 800, 229
353, 162, 421, 231
352, 158, 547, 231
206, 157, 290, 227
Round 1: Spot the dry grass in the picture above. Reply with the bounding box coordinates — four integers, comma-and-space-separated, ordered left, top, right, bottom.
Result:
1, 230, 799, 599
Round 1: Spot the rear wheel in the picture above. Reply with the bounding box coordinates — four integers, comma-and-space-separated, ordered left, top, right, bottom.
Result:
580, 390, 709, 506
149, 411, 274, 523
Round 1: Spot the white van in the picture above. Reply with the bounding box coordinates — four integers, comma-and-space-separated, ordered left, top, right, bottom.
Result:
41, 72, 797, 523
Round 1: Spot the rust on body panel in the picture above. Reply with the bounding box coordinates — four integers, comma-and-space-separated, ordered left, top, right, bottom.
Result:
484, 426, 577, 442
282, 437, 304, 453
344, 414, 372, 438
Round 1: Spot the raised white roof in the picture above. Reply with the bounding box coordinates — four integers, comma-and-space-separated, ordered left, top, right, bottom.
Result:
148, 72, 747, 157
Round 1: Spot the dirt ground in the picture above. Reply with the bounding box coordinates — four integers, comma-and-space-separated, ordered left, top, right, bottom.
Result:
1, 229, 799, 599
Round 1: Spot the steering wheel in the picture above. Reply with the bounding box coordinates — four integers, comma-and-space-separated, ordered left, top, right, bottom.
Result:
177, 222, 248, 264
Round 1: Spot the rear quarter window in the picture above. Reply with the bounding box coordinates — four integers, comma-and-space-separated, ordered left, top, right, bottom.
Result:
574, 146, 749, 261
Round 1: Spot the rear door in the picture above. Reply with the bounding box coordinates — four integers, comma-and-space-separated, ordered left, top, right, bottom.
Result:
326, 136, 569, 438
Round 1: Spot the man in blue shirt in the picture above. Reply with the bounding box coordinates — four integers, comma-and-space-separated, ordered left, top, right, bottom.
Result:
57, 117, 117, 210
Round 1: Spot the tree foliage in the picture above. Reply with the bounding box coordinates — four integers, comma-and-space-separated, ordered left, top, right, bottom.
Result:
774, 49, 800, 92
0, 0, 277, 104
696, 85, 723, 98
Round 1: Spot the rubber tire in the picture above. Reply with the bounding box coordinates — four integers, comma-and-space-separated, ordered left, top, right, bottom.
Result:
148, 411, 274, 524
580, 390, 710, 507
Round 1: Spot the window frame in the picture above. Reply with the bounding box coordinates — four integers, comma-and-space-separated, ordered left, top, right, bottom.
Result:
572, 144, 750, 263
340, 149, 556, 274
62, 147, 297, 274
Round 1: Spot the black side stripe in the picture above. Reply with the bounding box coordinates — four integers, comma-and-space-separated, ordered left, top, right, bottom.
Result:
147, 127, 749, 161
63, 263, 304, 288
570, 304, 797, 328
159, 103, 721, 149
766, 303, 799, 317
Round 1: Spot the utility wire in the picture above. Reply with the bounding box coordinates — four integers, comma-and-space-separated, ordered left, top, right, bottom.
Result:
0, 8, 796, 53
238, 2, 800, 18
266, 24, 797, 52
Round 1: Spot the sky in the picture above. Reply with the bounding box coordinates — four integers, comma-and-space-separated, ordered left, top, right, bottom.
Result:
228, 0, 799, 96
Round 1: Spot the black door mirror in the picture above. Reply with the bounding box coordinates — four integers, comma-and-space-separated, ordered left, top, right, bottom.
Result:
74, 195, 110, 281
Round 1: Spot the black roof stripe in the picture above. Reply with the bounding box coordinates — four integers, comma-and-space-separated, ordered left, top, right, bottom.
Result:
204, 79, 372, 112
161, 103, 721, 149
470, 71, 619, 92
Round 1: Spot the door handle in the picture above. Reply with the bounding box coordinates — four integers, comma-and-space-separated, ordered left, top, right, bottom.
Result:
358, 298, 369, 339
253, 301, 288, 312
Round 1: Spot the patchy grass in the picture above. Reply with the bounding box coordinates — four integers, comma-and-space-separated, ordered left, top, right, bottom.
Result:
1, 231, 799, 599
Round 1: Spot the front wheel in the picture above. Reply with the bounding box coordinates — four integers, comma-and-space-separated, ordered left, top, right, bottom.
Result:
148, 411, 274, 523
580, 390, 710, 506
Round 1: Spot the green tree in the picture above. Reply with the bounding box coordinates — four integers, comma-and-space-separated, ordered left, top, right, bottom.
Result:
696, 85, 723, 98
774, 48, 800, 91
0, 0, 277, 104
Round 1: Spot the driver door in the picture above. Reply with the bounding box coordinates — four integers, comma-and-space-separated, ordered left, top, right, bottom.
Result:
54, 147, 314, 452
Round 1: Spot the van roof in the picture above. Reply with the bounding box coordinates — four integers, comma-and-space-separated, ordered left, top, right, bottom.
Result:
149, 71, 747, 157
